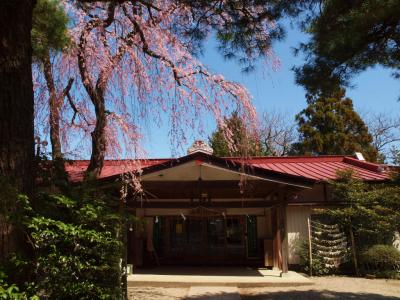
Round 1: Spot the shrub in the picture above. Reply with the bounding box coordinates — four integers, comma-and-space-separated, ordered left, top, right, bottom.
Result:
1, 182, 126, 300
0, 271, 38, 300
325, 170, 400, 250
1, 171, 127, 299
362, 244, 400, 278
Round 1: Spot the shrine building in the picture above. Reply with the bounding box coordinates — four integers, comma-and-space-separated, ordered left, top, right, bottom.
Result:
65, 141, 390, 273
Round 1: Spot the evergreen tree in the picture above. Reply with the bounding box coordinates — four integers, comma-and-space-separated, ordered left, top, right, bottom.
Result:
323, 169, 400, 249
32, 0, 70, 61
294, 0, 400, 95
293, 89, 378, 161
32, 0, 71, 161
0, 0, 35, 195
209, 112, 265, 157
0, 0, 35, 263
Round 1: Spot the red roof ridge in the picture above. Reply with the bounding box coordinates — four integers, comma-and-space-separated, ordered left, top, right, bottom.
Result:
343, 157, 386, 173
66, 158, 172, 166
229, 155, 351, 164
223, 155, 350, 159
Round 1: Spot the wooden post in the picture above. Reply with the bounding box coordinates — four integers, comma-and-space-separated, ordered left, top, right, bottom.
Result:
165, 217, 170, 256
271, 206, 280, 269
349, 225, 359, 276
280, 203, 289, 275
307, 216, 313, 277
276, 223, 283, 270
264, 208, 273, 267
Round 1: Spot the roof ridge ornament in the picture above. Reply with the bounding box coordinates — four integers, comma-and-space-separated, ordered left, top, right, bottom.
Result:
354, 152, 365, 161
187, 140, 213, 155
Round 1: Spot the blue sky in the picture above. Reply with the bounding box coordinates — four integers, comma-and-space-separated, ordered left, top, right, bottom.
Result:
142, 22, 400, 158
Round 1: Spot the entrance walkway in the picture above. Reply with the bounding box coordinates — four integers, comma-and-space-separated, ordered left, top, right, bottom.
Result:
127, 267, 312, 288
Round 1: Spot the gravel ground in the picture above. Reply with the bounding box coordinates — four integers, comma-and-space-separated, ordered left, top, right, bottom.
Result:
128, 276, 400, 300
128, 287, 188, 300
240, 276, 400, 300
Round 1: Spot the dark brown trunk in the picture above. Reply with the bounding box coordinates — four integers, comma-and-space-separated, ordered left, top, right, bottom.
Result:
43, 52, 62, 160
78, 22, 108, 179
86, 93, 107, 178
0, 0, 35, 260
0, 0, 35, 194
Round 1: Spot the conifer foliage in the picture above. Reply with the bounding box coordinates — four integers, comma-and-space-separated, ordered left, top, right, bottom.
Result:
324, 170, 400, 248
294, 0, 400, 95
292, 89, 378, 161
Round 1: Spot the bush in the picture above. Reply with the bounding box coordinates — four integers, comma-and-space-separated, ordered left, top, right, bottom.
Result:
0, 181, 125, 300
1, 169, 128, 299
0, 271, 38, 300
24, 190, 124, 299
362, 244, 400, 278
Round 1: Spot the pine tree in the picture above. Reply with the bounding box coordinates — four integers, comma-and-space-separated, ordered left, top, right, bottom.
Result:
294, 0, 400, 95
0, 0, 35, 194
32, 0, 71, 161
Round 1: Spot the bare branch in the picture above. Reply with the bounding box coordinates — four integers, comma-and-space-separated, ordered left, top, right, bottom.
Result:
365, 112, 400, 152
62, 78, 78, 124
62, 78, 74, 98
260, 111, 297, 156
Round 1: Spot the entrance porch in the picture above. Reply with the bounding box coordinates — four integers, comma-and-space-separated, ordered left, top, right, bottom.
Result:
125, 151, 314, 273
128, 206, 290, 269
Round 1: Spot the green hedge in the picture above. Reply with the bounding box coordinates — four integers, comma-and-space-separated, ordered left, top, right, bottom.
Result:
362, 244, 400, 278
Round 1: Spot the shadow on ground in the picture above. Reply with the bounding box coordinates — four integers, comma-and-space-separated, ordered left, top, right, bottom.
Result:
128, 288, 400, 300
239, 290, 400, 300
181, 290, 400, 300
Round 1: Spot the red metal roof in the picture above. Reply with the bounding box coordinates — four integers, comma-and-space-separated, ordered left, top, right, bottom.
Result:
241, 156, 389, 181
65, 155, 389, 183
65, 159, 170, 183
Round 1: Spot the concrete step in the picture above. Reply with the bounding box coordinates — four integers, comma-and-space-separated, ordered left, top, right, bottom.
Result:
127, 268, 313, 288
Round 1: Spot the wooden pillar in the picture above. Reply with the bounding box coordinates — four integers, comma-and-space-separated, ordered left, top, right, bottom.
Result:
272, 192, 289, 274
164, 217, 170, 256
132, 209, 144, 267
280, 203, 289, 274
264, 208, 273, 267
272, 206, 281, 269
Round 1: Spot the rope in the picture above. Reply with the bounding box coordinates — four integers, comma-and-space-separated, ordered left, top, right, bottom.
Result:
310, 219, 349, 269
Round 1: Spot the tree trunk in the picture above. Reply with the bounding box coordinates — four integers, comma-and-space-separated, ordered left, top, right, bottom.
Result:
0, 0, 35, 194
86, 93, 107, 178
43, 52, 62, 160
0, 0, 35, 261
77, 23, 107, 179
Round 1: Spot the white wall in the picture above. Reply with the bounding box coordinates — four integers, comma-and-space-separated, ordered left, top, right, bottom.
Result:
286, 206, 312, 264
